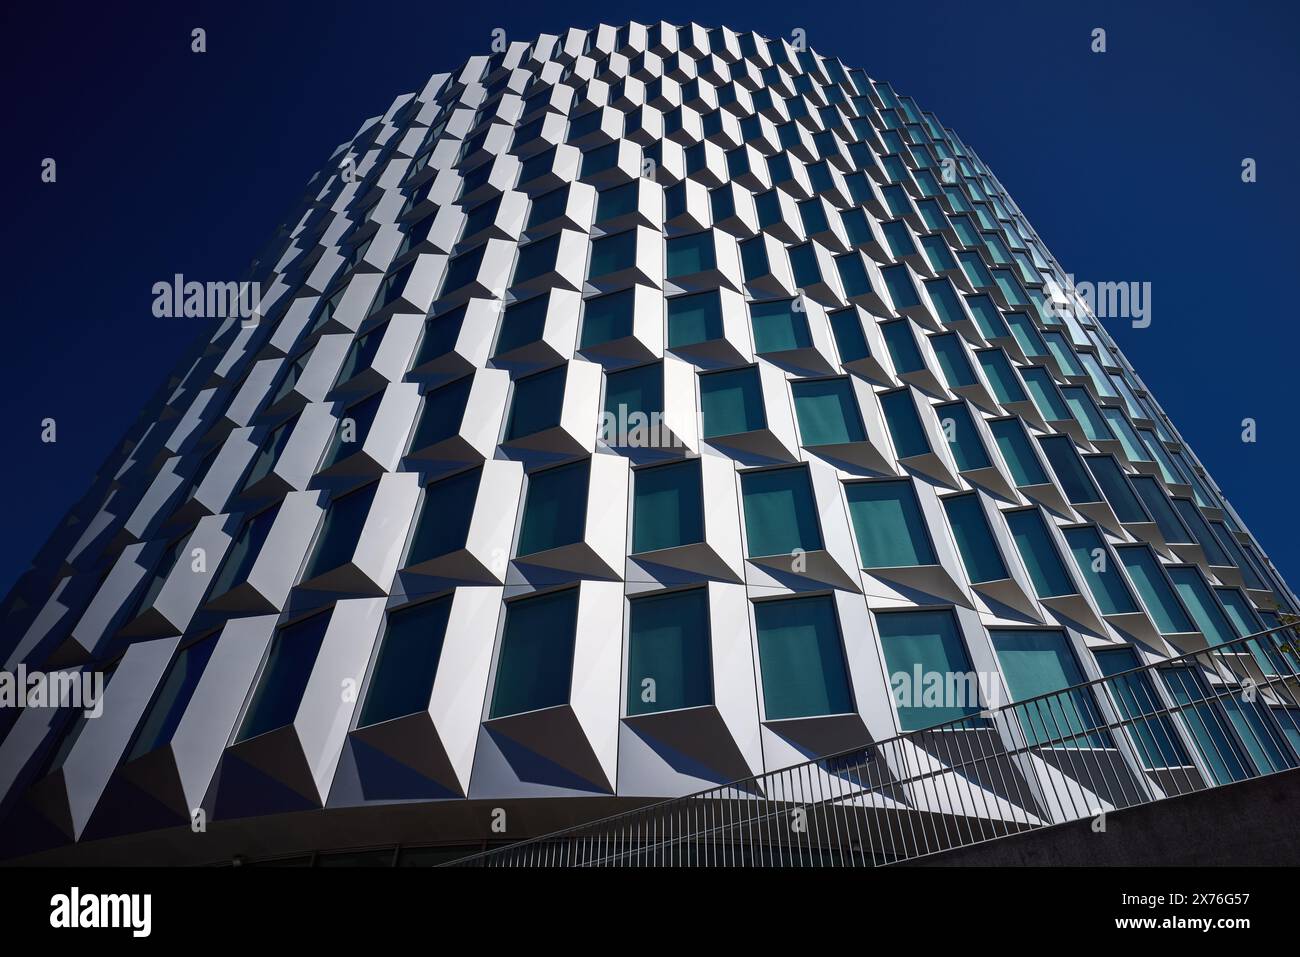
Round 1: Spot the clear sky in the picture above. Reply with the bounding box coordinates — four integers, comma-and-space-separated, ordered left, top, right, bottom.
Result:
1, 0, 1296, 595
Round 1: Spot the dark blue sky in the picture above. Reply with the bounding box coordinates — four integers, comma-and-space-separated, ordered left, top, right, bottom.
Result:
2, 0, 1296, 595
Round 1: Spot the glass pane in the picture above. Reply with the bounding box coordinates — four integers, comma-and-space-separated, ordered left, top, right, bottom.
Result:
238, 612, 332, 741
755, 597, 852, 719
1094, 647, 1189, 769
943, 493, 1008, 583
408, 468, 481, 564
306, 484, 377, 580
667, 291, 723, 347
490, 589, 579, 717
632, 459, 703, 553
989, 629, 1107, 748
700, 367, 765, 438
877, 609, 982, 730
128, 637, 217, 760
581, 289, 635, 347
518, 460, 589, 556
741, 467, 823, 557
880, 389, 930, 457
845, 480, 936, 568
1062, 525, 1138, 615
791, 378, 864, 446
750, 299, 811, 353
1006, 509, 1074, 598
1118, 546, 1195, 634
359, 596, 453, 727
505, 366, 565, 440
626, 589, 712, 715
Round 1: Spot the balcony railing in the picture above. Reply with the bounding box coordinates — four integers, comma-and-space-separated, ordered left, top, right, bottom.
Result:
449, 621, 1300, 866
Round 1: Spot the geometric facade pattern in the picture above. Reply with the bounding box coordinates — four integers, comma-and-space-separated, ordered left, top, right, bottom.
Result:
2, 21, 1297, 864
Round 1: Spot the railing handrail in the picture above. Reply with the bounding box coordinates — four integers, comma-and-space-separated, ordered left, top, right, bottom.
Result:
447, 620, 1300, 866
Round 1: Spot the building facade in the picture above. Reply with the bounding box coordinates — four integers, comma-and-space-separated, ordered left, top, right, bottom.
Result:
1, 21, 1297, 865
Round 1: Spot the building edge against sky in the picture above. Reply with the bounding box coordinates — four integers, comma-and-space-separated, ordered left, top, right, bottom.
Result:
0, 21, 1297, 865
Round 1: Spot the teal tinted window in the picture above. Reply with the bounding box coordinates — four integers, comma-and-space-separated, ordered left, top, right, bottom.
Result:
632, 459, 703, 553
1044, 331, 1085, 377
494, 294, 550, 355
741, 467, 822, 557
977, 350, 1027, 403
943, 493, 1008, 583
1172, 500, 1232, 565
505, 365, 565, 440
1062, 525, 1138, 615
666, 232, 716, 277
791, 378, 864, 446
828, 309, 869, 362
755, 597, 852, 719
1004, 312, 1047, 357
1039, 435, 1102, 504
666, 291, 723, 347
846, 480, 935, 568
517, 460, 588, 556
128, 637, 217, 760
580, 289, 635, 347
1022, 367, 1072, 421
513, 234, 560, 284
1161, 666, 1251, 785
739, 236, 769, 280
836, 254, 873, 298
936, 401, 991, 470
358, 596, 453, 727
882, 265, 921, 309
1006, 509, 1074, 598
1117, 546, 1195, 634
1086, 456, 1148, 523
930, 333, 977, 388
881, 320, 924, 373
989, 629, 1107, 748
877, 610, 982, 730
700, 367, 765, 437
1102, 408, 1147, 462
965, 296, 1008, 339
1061, 387, 1113, 443
595, 181, 637, 221
626, 589, 712, 715
750, 299, 812, 353
880, 389, 930, 457
238, 612, 331, 741
305, 484, 376, 580
491, 589, 579, 718
602, 363, 663, 445
924, 279, 965, 325
410, 376, 472, 451
408, 468, 481, 564
1168, 566, 1236, 646
1094, 648, 1189, 769
588, 230, 636, 279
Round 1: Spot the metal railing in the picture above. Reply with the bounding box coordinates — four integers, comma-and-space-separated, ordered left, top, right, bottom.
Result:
449, 621, 1300, 866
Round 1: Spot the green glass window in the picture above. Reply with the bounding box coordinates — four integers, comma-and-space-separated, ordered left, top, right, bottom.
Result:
588, 230, 636, 279
1004, 312, 1047, 357
238, 612, 331, 741
495, 295, 550, 355
881, 265, 921, 309
881, 320, 924, 374
490, 589, 579, 718
1044, 331, 1085, 377
1039, 435, 1102, 504
513, 234, 560, 284
666, 291, 723, 348
924, 279, 966, 326
626, 589, 712, 715
700, 366, 765, 438
1168, 566, 1237, 646
929, 333, 977, 388
632, 459, 703, 554
595, 181, 636, 221
740, 467, 822, 557
750, 299, 812, 353
580, 289, 635, 348
989, 629, 1107, 748
1006, 508, 1075, 598
1161, 666, 1251, 785
880, 389, 930, 457
358, 596, 453, 727
128, 636, 217, 760
517, 460, 588, 556
505, 365, 565, 440
877, 609, 982, 730
1094, 648, 1189, 769
602, 363, 663, 446
1102, 408, 1147, 462
791, 378, 864, 446
965, 295, 1009, 339
1085, 456, 1148, 524
1062, 525, 1139, 615
936, 401, 991, 470
828, 309, 869, 363
304, 483, 377, 580
976, 350, 1027, 404
1061, 387, 1113, 443
1021, 367, 1072, 421
943, 493, 1008, 583
1117, 546, 1195, 634
666, 232, 716, 278
407, 468, 481, 564
845, 480, 936, 568
410, 376, 472, 452
755, 596, 853, 719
